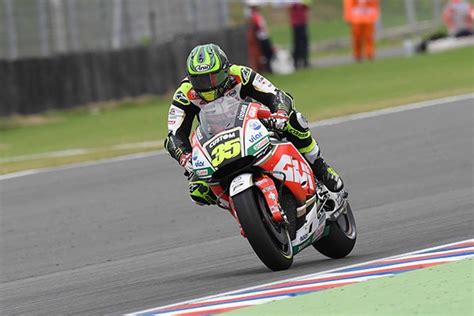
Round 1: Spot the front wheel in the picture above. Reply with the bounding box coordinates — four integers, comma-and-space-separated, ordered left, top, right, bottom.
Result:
313, 202, 357, 259
233, 187, 293, 271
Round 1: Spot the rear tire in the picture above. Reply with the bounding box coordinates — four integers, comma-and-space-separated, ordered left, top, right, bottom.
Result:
313, 202, 357, 259
233, 187, 293, 271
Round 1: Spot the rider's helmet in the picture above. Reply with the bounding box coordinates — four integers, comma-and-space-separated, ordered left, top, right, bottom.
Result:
186, 43, 230, 102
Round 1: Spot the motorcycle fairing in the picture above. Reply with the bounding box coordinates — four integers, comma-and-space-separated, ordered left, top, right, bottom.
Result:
258, 142, 316, 204
192, 102, 271, 180
292, 202, 326, 253
191, 140, 214, 179
253, 142, 323, 253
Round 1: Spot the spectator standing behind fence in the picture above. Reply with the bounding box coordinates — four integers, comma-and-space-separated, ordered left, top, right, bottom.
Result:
248, 5, 274, 73
343, 0, 379, 62
247, 8, 263, 71
443, 0, 474, 37
289, 0, 311, 69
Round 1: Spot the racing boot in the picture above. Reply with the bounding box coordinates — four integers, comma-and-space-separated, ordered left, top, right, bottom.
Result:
283, 110, 343, 192
299, 137, 344, 192
311, 156, 344, 192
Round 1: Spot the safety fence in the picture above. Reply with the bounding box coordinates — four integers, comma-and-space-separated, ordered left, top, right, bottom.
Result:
0, 26, 248, 116
0, 0, 229, 60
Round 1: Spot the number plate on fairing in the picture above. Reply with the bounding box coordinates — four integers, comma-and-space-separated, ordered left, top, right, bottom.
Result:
205, 129, 242, 168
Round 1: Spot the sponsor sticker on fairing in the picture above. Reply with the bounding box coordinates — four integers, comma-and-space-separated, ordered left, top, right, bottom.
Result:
274, 154, 315, 191
196, 128, 203, 140
196, 169, 209, 177
249, 120, 262, 130
194, 160, 205, 168
253, 137, 269, 151
237, 105, 248, 121
208, 131, 237, 148
248, 107, 258, 118
249, 131, 263, 143
299, 232, 309, 242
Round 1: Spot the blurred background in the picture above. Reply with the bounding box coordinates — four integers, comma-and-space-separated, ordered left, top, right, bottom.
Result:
0, 0, 445, 60
0, 0, 472, 173
0, 0, 230, 59
0, 0, 457, 115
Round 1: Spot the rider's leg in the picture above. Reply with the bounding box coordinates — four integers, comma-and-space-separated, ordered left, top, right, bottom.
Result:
284, 111, 344, 192
189, 175, 218, 205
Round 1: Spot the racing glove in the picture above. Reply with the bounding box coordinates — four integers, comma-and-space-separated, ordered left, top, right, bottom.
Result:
179, 152, 194, 178
262, 110, 289, 132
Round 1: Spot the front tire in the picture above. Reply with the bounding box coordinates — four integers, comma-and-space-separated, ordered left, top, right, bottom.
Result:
233, 187, 293, 271
313, 202, 357, 259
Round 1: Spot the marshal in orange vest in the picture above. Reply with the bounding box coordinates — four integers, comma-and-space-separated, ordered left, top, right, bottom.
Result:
343, 0, 380, 61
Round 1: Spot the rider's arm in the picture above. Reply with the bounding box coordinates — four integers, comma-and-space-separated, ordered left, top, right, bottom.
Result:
235, 65, 294, 114
164, 81, 199, 162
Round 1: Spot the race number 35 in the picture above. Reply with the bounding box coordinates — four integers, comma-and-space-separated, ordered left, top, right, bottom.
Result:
211, 139, 241, 166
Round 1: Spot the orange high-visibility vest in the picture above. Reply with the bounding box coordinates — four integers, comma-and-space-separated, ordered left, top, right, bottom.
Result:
344, 0, 379, 24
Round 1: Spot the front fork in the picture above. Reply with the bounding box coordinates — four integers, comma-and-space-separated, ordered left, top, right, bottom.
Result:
228, 173, 286, 237
254, 174, 286, 223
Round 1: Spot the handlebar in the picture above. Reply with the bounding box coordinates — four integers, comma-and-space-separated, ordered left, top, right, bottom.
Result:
256, 106, 285, 140
257, 107, 272, 120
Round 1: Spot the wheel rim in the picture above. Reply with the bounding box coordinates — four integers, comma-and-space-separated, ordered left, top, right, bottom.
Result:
335, 204, 356, 239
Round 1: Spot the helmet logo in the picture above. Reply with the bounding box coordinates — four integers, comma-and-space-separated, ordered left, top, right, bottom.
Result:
197, 51, 205, 63
195, 64, 211, 72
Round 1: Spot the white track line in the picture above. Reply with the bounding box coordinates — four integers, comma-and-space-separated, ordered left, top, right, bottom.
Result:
2, 93, 473, 181
309, 93, 474, 128
0, 141, 163, 163
126, 238, 473, 315
0, 151, 165, 181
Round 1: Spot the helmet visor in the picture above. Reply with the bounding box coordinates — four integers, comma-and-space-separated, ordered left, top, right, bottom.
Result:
189, 69, 228, 93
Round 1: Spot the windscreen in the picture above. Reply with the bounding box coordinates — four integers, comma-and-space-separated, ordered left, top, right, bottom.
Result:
198, 96, 242, 138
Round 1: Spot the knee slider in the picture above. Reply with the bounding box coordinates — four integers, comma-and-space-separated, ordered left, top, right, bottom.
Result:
189, 180, 217, 205
294, 112, 309, 130
287, 111, 311, 139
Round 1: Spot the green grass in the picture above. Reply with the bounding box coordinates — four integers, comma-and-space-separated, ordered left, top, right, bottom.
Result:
259, 0, 438, 47
283, 47, 473, 120
1, 47, 473, 173
310, 37, 405, 60
228, 259, 474, 316
271, 20, 349, 47
1, 97, 168, 156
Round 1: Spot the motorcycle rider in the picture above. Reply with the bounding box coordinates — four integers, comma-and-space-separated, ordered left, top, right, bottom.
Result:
165, 43, 343, 205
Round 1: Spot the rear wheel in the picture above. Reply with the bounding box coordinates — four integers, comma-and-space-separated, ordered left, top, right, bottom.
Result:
233, 187, 293, 271
313, 202, 357, 259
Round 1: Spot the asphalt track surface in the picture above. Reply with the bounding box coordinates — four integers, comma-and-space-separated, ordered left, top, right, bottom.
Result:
1, 98, 473, 315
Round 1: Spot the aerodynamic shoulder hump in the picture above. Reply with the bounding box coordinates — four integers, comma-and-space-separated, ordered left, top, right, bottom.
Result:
229, 65, 252, 85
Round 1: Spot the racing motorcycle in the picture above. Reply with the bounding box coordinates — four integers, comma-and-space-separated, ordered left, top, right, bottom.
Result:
191, 96, 357, 271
